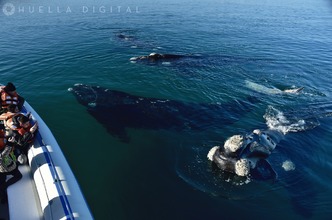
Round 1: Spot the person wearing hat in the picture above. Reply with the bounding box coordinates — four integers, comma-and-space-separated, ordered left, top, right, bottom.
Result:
0, 82, 25, 114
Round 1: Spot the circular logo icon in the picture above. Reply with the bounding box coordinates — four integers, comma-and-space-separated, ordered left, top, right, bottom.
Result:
2, 3, 15, 16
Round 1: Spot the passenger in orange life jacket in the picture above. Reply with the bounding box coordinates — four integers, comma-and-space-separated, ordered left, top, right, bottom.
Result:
0, 82, 25, 114
0, 104, 19, 121
0, 104, 19, 137
0, 104, 21, 135
5, 114, 38, 155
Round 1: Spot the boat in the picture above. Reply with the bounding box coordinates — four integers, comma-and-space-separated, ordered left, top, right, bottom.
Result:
0, 101, 93, 220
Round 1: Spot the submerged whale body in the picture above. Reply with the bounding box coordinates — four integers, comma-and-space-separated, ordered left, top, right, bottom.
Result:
116, 33, 135, 41
245, 80, 304, 95
71, 84, 259, 142
130, 53, 199, 63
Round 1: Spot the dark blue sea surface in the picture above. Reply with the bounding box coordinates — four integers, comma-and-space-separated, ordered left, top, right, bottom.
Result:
1, 0, 332, 219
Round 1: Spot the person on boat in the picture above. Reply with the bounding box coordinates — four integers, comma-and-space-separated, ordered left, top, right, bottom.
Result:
14, 115, 38, 155
0, 82, 25, 114
0, 138, 22, 204
4, 114, 38, 156
0, 104, 19, 122
0, 104, 22, 136
0, 104, 19, 139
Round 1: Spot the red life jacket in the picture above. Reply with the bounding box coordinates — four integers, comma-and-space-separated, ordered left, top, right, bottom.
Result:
4, 113, 21, 130
0, 138, 6, 150
0, 88, 19, 108
17, 124, 32, 136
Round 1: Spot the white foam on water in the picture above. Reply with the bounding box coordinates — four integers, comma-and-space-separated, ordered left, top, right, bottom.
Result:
282, 160, 296, 171
88, 102, 96, 107
263, 106, 315, 135
264, 106, 291, 134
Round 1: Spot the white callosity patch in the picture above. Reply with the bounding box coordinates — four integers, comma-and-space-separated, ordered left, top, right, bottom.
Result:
224, 135, 244, 153
207, 146, 219, 161
235, 159, 250, 176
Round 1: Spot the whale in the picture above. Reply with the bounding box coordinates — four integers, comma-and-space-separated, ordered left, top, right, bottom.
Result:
70, 84, 259, 142
116, 33, 135, 41
207, 129, 278, 180
114, 30, 160, 49
204, 105, 326, 217
206, 128, 318, 217
130, 52, 199, 63
130, 53, 272, 64
245, 80, 304, 95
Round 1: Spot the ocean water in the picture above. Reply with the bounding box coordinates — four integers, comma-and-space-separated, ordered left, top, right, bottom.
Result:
1, 0, 332, 219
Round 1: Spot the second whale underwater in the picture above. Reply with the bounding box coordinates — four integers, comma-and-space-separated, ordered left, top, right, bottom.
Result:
71, 84, 259, 142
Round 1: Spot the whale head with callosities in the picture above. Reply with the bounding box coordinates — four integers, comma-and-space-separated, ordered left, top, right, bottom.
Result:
207, 105, 322, 181
207, 129, 278, 180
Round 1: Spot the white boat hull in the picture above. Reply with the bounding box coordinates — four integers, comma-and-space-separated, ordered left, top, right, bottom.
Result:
6, 102, 93, 220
